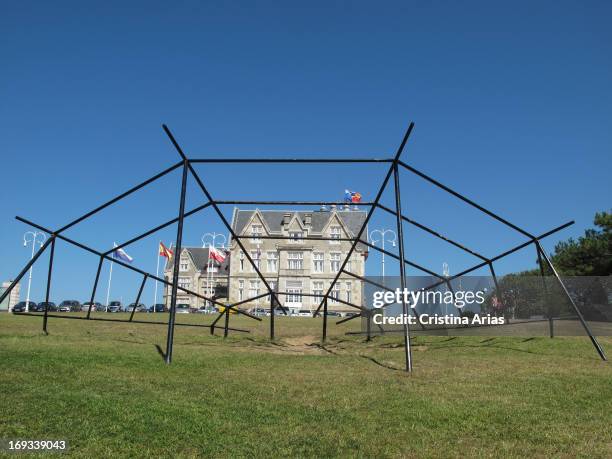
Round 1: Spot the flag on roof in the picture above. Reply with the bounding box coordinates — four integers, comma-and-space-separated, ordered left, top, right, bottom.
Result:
112, 243, 133, 263
344, 189, 362, 203
159, 241, 173, 259
209, 246, 227, 263
344, 189, 353, 203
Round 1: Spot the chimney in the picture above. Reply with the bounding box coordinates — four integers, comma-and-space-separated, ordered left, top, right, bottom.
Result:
304, 213, 312, 226
283, 212, 292, 226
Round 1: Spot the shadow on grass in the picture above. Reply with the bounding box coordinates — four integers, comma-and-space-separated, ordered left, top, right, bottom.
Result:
307, 343, 338, 355
359, 354, 403, 371
422, 340, 594, 359
154, 344, 166, 361
480, 337, 497, 344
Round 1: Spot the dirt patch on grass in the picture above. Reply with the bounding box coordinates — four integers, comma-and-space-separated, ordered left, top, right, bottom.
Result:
284, 335, 318, 347
239, 335, 335, 355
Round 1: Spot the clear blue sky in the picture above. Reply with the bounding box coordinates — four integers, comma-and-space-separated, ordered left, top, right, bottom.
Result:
1, 1, 610, 305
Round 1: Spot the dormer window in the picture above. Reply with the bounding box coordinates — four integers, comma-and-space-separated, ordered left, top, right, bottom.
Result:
251, 225, 263, 243
179, 258, 189, 271
330, 226, 341, 244
289, 231, 303, 243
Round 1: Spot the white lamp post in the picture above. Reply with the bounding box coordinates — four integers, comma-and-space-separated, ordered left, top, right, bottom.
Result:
201, 233, 227, 308
23, 231, 46, 312
201, 233, 227, 249
369, 228, 397, 279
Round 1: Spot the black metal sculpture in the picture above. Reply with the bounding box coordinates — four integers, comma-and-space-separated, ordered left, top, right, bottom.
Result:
1, 122, 605, 372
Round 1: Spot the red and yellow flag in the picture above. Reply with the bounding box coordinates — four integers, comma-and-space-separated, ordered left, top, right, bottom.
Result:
159, 242, 173, 259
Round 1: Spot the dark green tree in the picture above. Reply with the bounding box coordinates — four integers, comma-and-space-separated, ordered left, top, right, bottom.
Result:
550, 211, 612, 276
480, 211, 611, 320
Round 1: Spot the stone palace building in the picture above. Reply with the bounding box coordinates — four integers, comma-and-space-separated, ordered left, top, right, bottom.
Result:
227, 206, 368, 314
163, 247, 230, 310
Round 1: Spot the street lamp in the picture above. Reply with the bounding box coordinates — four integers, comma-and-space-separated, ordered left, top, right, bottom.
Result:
201, 233, 227, 308
201, 233, 227, 249
23, 231, 46, 312
369, 228, 397, 279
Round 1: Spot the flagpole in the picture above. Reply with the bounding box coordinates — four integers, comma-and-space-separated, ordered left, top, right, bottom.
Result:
207, 244, 212, 309
105, 260, 113, 312
154, 242, 160, 308
166, 243, 174, 310
211, 245, 217, 307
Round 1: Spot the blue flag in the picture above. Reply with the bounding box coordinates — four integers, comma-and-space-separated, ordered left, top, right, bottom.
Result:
112, 243, 134, 263
344, 189, 353, 203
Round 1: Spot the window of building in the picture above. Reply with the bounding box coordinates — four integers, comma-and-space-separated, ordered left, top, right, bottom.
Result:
330, 282, 341, 303
250, 250, 261, 271
346, 281, 352, 304
238, 279, 244, 301
286, 280, 303, 305
249, 280, 260, 299
178, 277, 190, 290
289, 231, 303, 243
330, 252, 341, 272
313, 252, 324, 273
267, 280, 277, 303
287, 251, 303, 270
239, 251, 244, 272
251, 224, 263, 243
179, 258, 189, 271
330, 226, 341, 244
312, 281, 324, 304
345, 255, 352, 272
201, 280, 215, 303
267, 251, 278, 272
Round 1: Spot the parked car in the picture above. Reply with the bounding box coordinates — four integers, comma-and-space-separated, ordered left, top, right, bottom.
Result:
58, 300, 80, 312
195, 306, 215, 314
175, 304, 190, 314
35, 302, 56, 312
127, 303, 147, 312
148, 304, 166, 313
107, 305, 121, 313
297, 309, 312, 317
252, 308, 267, 316
81, 302, 102, 312
12, 301, 36, 313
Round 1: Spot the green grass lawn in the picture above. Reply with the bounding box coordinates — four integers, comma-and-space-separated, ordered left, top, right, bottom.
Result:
1, 313, 611, 458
